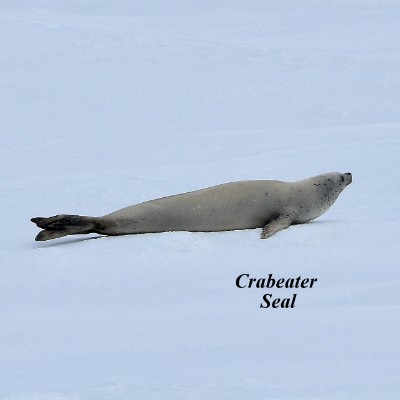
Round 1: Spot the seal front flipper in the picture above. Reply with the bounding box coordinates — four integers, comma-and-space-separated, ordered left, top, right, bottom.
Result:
31, 214, 101, 241
260, 214, 293, 239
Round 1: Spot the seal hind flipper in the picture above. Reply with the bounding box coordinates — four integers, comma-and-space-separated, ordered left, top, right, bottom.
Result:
31, 215, 82, 229
31, 214, 100, 241
260, 215, 293, 239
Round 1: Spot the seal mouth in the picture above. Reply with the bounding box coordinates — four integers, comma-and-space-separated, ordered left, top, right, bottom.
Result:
343, 172, 352, 185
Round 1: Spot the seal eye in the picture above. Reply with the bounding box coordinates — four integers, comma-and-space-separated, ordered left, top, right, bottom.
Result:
340, 176, 345, 183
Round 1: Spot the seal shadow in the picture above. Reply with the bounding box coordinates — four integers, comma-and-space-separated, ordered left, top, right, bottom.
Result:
31, 220, 341, 248
292, 219, 340, 226
307, 219, 340, 224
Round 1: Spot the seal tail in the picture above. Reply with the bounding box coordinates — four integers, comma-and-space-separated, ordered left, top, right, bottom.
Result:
31, 214, 100, 241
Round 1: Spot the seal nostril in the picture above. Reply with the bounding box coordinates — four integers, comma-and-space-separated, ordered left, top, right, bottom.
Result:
343, 172, 352, 185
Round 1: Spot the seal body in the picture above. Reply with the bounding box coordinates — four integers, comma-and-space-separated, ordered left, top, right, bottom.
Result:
31, 172, 352, 241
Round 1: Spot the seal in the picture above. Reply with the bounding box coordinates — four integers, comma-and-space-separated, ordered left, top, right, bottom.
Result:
31, 172, 352, 241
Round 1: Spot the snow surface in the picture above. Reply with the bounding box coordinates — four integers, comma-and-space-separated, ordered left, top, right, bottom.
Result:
1, 1, 399, 399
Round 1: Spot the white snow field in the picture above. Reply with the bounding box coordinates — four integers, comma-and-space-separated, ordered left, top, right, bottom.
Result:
1, 1, 399, 399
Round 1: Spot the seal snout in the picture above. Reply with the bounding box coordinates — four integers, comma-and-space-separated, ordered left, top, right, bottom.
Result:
343, 172, 352, 185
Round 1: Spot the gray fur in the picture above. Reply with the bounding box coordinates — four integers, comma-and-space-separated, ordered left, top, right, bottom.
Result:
31, 172, 352, 241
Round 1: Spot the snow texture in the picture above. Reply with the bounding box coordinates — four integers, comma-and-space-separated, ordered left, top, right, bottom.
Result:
1, 1, 399, 399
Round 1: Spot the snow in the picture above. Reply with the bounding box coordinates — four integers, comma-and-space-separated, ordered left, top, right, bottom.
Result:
1, 1, 399, 399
